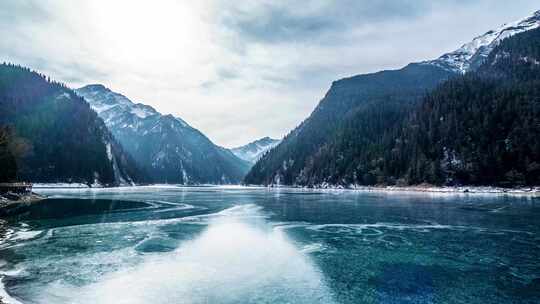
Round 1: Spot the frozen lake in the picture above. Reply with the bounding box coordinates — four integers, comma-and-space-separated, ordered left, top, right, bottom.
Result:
1, 186, 539, 303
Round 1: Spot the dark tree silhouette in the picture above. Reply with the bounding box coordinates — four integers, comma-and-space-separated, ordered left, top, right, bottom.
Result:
0, 63, 145, 185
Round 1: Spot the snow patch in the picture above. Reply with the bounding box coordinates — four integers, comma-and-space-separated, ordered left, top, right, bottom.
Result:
33, 183, 90, 188
55, 92, 71, 101
423, 11, 540, 73
231, 137, 281, 164
130, 105, 156, 119
106, 143, 113, 162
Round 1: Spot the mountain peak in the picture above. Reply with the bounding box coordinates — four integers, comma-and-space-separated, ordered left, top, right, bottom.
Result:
76, 84, 136, 115
231, 137, 281, 164
423, 10, 540, 73
80, 84, 109, 92
76, 85, 250, 184
253, 136, 278, 145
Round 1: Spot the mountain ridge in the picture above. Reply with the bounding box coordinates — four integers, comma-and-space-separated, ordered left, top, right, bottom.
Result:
245, 59, 455, 186
245, 10, 540, 187
0, 64, 143, 186
231, 137, 281, 164
423, 10, 540, 73
76, 84, 250, 184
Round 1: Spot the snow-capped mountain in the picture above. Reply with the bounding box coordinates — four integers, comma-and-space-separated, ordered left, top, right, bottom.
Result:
231, 137, 281, 164
424, 10, 540, 73
76, 84, 250, 184
245, 10, 540, 187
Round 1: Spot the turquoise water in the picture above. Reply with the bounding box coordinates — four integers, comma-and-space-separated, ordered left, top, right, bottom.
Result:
0, 186, 539, 303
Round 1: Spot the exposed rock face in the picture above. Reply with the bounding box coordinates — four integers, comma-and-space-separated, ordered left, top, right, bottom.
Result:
76, 85, 250, 184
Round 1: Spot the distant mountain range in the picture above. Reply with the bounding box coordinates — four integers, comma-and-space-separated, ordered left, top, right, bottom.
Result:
1, 10, 539, 188
231, 137, 280, 164
245, 10, 540, 188
76, 84, 250, 184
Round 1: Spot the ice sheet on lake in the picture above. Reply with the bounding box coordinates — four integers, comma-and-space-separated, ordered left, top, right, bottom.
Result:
22, 204, 335, 304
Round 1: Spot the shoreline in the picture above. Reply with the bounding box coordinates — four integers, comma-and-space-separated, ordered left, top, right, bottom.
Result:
0, 219, 9, 304
0, 193, 46, 217
333, 185, 539, 195
0, 193, 44, 304
268, 184, 540, 196
29, 182, 540, 196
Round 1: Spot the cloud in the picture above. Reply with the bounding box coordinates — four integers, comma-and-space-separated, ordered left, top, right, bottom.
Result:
219, 1, 428, 44
0, 0, 539, 147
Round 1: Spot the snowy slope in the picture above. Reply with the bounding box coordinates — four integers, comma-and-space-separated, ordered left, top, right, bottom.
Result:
76, 84, 159, 124
76, 85, 249, 184
231, 137, 281, 164
423, 10, 540, 73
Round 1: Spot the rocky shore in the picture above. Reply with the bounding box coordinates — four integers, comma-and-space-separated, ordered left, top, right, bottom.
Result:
0, 191, 44, 304
0, 192, 45, 217
0, 218, 7, 304
262, 183, 540, 196
347, 184, 540, 195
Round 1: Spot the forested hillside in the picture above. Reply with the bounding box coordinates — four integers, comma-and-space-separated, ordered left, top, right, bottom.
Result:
390, 28, 540, 186
245, 61, 455, 186
0, 64, 143, 185
246, 26, 540, 188
0, 126, 17, 181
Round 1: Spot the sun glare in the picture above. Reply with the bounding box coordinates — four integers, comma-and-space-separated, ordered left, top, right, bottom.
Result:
87, 1, 213, 70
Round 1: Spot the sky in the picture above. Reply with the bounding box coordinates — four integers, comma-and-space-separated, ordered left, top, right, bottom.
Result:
1, 1, 539, 147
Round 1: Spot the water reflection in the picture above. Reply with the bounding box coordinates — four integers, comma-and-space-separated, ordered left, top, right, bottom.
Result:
38, 204, 335, 304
